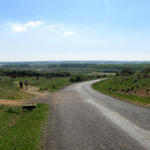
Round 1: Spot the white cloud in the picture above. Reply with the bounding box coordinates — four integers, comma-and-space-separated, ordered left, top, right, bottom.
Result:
49, 25, 56, 29
12, 23, 27, 32
11, 21, 44, 32
64, 31, 76, 36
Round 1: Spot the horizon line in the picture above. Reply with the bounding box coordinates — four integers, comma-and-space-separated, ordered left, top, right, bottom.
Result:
0, 60, 150, 63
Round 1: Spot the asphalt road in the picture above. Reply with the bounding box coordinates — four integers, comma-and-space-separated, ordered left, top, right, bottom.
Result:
43, 80, 150, 150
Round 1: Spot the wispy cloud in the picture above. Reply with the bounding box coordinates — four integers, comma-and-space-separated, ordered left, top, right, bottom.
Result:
10, 21, 77, 37
11, 21, 44, 32
48, 25, 56, 29
64, 31, 76, 36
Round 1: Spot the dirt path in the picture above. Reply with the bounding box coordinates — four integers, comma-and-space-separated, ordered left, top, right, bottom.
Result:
0, 86, 50, 106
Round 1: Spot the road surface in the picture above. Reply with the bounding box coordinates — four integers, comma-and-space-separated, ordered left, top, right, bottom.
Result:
43, 80, 150, 150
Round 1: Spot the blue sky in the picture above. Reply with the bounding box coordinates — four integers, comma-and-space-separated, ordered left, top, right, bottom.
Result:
0, 0, 150, 61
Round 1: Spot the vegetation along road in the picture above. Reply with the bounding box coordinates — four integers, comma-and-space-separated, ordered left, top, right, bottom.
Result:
44, 79, 150, 150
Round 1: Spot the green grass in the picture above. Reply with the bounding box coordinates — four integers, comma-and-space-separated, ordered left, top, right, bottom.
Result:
0, 76, 31, 100
0, 104, 49, 150
16, 77, 71, 92
0, 76, 71, 100
92, 76, 150, 105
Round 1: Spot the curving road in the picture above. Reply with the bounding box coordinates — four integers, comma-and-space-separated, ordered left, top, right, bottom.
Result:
44, 80, 150, 150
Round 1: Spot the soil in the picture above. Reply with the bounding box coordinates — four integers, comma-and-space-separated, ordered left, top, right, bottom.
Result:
0, 86, 50, 106
118, 89, 150, 98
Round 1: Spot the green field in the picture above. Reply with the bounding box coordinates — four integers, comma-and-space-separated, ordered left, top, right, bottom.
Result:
92, 74, 150, 105
0, 76, 31, 100
16, 77, 71, 92
0, 104, 49, 150
0, 72, 101, 100
0, 76, 71, 100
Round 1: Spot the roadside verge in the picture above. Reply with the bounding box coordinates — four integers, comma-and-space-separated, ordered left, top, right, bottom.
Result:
92, 79, 150, 108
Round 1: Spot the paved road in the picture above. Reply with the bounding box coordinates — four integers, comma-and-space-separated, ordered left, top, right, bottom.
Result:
44, 80, 150, 150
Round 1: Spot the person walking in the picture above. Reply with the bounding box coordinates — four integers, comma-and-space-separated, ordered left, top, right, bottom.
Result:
24, 80, 29, 90
19, 81, 23, 90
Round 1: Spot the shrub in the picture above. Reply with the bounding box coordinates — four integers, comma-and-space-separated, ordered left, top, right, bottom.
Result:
120, 69, 134, 76
116, 72, 119, 76
52, 84, 56, 89
70, 75, 83, 82
142, 68, 150, 78
121, 89, 125, 92
7, 107, 22, 115
130, 87, 134, 91
124, 88, 130, 92
133, 80, 138, 83
0, 69, 71, 78
112, 89, 117, 92
108, 87, 112, 91
0, 105, 4, 109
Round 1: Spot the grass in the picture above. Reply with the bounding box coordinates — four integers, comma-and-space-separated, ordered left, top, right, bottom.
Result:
0, 76, 31, 100
16, 77, 71, 92
0, 75, 100, 100
0, 104, 49, 150
0, 76, 71, 100
92, 75, 150, 105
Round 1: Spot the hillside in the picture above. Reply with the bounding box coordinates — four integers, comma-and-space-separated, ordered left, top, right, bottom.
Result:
93, 68, 150, 106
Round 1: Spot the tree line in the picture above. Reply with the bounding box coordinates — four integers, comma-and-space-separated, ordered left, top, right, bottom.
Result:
48, 63, 150, 72
116, 67, 150, 78
0, 69, 71, 78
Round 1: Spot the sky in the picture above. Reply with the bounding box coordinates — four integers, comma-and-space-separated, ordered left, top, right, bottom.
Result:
0, 0, 150, 61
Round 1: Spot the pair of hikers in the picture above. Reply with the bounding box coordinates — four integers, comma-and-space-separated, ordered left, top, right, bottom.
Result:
19, 80, 28, 90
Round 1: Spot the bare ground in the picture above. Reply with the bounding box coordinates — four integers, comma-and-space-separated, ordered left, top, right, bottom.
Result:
118, 89, 150, 97
0, 86, 50, 106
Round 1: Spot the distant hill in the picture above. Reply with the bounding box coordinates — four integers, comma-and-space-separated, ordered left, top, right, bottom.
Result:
0, 60, 150, 65
0, 61, 150, 73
